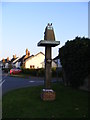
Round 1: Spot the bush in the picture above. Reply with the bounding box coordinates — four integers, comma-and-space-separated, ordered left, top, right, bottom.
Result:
37, 68, 45, 77
21, 68, 63, 78
52, 67, 56, 77
21, 68, 37, 76
59, 36, 90, 88
3, 68, 10, 73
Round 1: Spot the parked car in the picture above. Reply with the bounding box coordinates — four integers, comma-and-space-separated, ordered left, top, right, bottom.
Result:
10, 68, 22, 75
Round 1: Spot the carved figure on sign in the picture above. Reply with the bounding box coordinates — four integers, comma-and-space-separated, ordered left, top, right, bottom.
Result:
44, 23, 55, 41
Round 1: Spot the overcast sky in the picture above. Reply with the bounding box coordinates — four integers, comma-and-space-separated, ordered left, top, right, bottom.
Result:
1, 2, 88, 60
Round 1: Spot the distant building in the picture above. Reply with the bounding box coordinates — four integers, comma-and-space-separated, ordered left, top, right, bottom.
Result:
2, 57, 11, 68
2, 54, 21, 69
53, 55, 62, 68
24, 52, 57, 69
0, 61, 2, 68
12, 57, 20, 68
1, 48, 58, 69
24, 52, 45, 69
12, 49, 31, 68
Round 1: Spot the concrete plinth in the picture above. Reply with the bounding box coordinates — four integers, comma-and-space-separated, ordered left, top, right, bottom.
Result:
41, 89, 56, 101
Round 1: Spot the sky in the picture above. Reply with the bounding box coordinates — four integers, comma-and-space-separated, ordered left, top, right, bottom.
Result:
0, 1, 88, 60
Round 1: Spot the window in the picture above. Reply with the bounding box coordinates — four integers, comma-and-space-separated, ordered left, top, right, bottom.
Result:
33, 65, 35, 69
30, 65, 32, 69
30, 65, 35, 69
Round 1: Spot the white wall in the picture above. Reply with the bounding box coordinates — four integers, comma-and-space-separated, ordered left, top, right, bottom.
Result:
14, 62, 21, 68
18, 62, 21, 68
5, 63, 8, 68
25, 53, 45, 69
13, 57, 21, 68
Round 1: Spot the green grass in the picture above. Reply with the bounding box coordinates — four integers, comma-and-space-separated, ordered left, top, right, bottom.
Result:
2, 83, 88, 119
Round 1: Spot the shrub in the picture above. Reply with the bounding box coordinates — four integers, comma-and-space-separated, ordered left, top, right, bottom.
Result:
21, 68, 37, 76
59, 36, 90, 88
21, 68, 62, 78
52, 67, 56, 77
3, 68, 10, 73
37, 68, 45, 77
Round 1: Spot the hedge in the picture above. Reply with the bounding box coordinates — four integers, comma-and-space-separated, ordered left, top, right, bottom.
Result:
59, 36, 90, 88
21, 68, 62, 78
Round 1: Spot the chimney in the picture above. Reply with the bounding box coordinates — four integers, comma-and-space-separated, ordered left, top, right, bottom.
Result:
13, 54, 16, 59
2, 58, 5, 63
7, 57, 9, 61
14, 54, 16, 58
26, 48, 28, 55
28, 51, 30, 56
13, 55, 14, 58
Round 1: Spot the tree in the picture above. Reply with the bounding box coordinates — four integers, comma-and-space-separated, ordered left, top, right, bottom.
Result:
59, 36, 90, 88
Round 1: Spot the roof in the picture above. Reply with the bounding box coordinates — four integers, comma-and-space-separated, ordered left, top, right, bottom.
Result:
35, 52, 45, 57
2, 59, 11, 64
13, 57, 20, 64
13, 55, 34, 64
18, 55, 26, 62
10, 57, 18, 63
24, 55, 34, 61
24, 52, 45, 63
53, 55, 60, 60
13, 55, 26, 64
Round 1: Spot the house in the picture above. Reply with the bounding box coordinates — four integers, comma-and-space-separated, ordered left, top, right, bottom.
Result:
13, 49, 31, 68
53, 55, 62, 68
12, 48, 57, 69
24, 52, 57, 69
0, 60, 2, 69
9, 55, 19, 68
24, 52, 45, 69
2, 48, 58, 70
12, 57, 20, 68
2, 55, 20, 69
2, 57, 10, 68
16, 55, 26, 68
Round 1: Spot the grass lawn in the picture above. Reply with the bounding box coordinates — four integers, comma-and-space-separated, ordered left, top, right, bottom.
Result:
2, 83, 88, 119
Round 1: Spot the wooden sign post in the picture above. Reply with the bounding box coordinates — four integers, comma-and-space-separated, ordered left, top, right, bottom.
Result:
37, 23, 60, 101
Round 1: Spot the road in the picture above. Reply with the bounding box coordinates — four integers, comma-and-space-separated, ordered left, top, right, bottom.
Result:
1, 73, 62, 95
1, 74, 44, 95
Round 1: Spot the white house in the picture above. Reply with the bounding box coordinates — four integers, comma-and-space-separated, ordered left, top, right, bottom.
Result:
2, 57, 10, 68
12, 49, 31, 68
24, 52, 45, 69
13, 61, 21, 68
13, 57, 21, 68
5, 63, 9, 68
24, 52, 57, 69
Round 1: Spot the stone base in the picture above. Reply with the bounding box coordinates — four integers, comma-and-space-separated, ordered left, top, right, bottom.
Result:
41, 89, 56, 101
